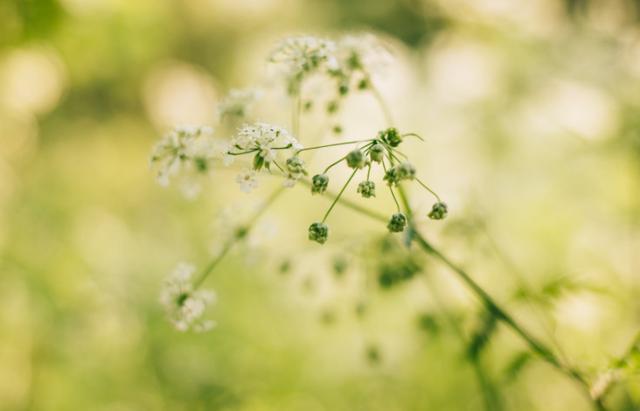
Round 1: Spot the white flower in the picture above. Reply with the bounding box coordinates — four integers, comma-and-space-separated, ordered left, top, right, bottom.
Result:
218, 88, 263, 120
269, 35, 337, 81
236, 169, 258, 193
230, 122, 302, 171
150, 125, 215, 186
160, 262, 217, 332
336, 33, 392, 75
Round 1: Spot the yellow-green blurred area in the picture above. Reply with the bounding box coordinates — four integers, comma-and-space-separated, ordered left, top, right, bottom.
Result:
1, 0, 639, 410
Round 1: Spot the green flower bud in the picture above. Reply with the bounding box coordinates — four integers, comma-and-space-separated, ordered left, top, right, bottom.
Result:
383, 167, 399, 186
308, 222, 329, 244
383, 162, 415, 186
380, 127, 402, 147
396, 162, 416, 180
286, 156, 307, 177
357, 180, 376, 198
387, 213, 407, 233
369, 143, 385, 163
346, 149, 365, 169
311, 174, 329, 194
428, 202, 448, 220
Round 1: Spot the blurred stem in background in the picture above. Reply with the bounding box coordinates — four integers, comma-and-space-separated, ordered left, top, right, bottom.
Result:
193, 186, 287, 289
363, 83, 610, 411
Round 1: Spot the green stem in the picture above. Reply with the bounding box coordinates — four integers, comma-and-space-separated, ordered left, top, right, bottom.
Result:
419, 275, 502, 411
193, 186, 286, 288
368, 77, 394, 126
299, 178, 387, 223
292, 91, 301, 137
321, 169, 358, 223
297, 139, 372, 153
381, 159, 401, 212
415, 177, 442, 202
402, 132, 425, 141
323, 155, 348, 174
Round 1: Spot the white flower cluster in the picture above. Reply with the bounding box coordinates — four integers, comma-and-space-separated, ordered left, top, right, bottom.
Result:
269, 35, 338, 80
217, 88, 262, 120
336, 33, 392, 77
159, 262, 217, 332
149, 125, 221, 187
268, 33, 392, 98
229, 122, 303, 192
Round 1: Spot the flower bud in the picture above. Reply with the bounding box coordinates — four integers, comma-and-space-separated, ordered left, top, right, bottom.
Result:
387, 213, 407, 233
397, 162, 416, 180
311, 174, 329, 194
380, 128, 402, 147
286, 156, 307, 176
428, 202, 448, 220
308, 222, 329, 244
369, 143, 385, 163
357, 180, 376, 198
346, 149, 365, 169
383, 162, 416, 186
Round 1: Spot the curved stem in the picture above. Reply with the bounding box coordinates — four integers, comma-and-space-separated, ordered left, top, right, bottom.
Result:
323, 155, 348, 174
193, 186, 286, 288
416, 177, 442, 202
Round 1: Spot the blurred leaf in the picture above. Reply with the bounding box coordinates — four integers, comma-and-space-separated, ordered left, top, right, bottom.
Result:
417, 312, 440, 336
502, 352, 532, 383
467, 311, 498, 360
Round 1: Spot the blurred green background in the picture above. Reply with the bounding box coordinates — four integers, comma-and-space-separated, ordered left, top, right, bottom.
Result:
0, 0, 639, 410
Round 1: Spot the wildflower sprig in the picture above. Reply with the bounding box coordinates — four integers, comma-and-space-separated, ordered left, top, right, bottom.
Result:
148, 33, 620, 411
294, 127, 445, 244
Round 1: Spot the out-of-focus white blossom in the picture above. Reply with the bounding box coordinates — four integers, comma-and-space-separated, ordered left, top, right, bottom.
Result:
217, 88, 263, 120
269, 35, 338, 92
236, 168, 259, 193
159, 262, 217, 332
336, 33, 392, 76
149, 125, 218, 186
230, 122, 302, 176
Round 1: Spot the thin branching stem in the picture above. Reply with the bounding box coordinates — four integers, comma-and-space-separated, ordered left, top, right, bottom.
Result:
323, 155, 348, 174
381, 159, 401, 212
193, 185, 287, 288
321, 169, 358, 223
296, 139, 372, 153
415, 177, 442, 202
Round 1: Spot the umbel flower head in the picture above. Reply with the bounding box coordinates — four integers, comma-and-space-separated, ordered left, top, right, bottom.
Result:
231, 122, 302, 171
269, 35, 337, 94
217, 88, 262, 120
150, 35, 447, 249
159, 262, 216, 332
149, 125, 216, 186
